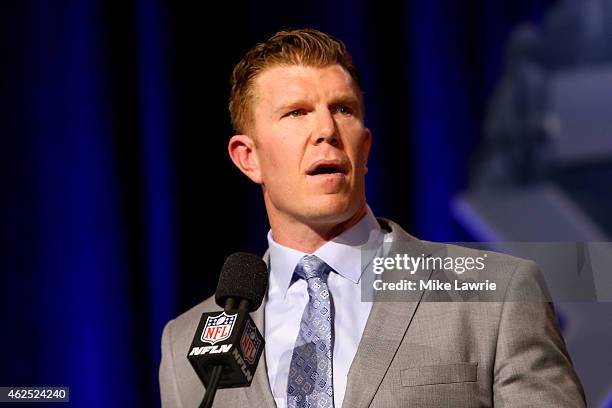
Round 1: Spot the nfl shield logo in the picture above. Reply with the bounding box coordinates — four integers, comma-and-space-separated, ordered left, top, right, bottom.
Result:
240, 319, 262, 364
201, 312, 237, 345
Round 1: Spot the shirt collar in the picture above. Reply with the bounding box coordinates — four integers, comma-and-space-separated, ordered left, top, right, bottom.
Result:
267, 206, 383, 298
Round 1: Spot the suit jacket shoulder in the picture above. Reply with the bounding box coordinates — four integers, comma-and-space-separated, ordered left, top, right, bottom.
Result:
346, 218, 586, 407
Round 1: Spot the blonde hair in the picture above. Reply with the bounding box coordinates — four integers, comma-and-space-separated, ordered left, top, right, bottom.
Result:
229, 28, 363, 134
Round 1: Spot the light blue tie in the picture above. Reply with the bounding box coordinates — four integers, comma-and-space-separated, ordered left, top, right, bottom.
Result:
287, 254, 335, 408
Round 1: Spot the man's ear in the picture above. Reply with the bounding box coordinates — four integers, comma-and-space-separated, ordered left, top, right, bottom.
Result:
228, 134, 263, 184
362, 128, 372, 174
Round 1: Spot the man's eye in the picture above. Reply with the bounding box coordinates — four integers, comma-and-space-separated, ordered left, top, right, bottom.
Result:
286, 109, 305, 117
333, 105, 352, 115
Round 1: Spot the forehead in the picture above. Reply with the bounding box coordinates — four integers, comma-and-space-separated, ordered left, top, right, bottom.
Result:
252, 64, 360, 109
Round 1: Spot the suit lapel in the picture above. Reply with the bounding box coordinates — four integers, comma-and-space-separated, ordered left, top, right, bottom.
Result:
342, 220, 436, 408
342, 282, 431, 407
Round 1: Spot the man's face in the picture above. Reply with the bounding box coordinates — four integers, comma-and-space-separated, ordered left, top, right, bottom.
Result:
245, 64, 371, 228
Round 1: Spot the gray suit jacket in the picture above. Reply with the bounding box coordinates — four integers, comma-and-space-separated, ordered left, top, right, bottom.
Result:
160, 219, 585, 407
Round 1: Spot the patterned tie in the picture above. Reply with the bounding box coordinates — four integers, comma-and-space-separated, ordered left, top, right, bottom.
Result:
287, 254, 335, 408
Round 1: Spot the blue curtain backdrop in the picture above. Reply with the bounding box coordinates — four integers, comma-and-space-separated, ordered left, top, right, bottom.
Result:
2, 0, 581, 407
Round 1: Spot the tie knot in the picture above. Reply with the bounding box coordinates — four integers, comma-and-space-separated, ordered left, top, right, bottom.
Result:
294, 254, 330, 280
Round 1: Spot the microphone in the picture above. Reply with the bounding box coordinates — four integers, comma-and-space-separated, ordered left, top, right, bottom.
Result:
187, 252, 268, 408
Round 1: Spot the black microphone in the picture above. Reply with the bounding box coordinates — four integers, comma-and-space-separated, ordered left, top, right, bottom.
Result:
187, 252, 268, 408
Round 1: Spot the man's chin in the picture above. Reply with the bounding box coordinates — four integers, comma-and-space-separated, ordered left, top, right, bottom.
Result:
298, 200, 364, 228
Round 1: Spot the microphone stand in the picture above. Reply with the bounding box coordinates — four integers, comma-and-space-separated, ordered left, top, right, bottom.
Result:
199, 366, 222, 408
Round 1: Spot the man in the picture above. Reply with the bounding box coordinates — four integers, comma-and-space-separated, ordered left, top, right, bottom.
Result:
160, 28, 585, 407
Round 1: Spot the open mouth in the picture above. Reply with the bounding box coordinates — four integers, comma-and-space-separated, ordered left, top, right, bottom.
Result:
306, 161, 347, 176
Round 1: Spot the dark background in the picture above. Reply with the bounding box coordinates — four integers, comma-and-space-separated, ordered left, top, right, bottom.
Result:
6, 0, 600, 407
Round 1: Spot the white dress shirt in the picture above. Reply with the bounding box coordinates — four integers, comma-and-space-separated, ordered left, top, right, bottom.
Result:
264, 207, 385, 408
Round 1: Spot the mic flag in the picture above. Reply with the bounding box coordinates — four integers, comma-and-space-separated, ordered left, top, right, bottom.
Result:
187, 309, 264, 388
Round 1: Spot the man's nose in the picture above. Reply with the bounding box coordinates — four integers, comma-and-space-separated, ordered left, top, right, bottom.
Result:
311, 110, 339, 146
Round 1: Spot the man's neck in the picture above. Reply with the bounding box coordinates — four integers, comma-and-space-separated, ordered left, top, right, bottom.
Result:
268, 205, 368, 253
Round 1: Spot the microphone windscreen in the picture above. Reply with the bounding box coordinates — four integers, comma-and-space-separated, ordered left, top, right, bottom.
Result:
215, 252, 269, 311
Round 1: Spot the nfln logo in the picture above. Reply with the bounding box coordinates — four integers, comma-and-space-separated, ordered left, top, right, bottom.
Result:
201, 312, 237, 345
240, 319, 261, 364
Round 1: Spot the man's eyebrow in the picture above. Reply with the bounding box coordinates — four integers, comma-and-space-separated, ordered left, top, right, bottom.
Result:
272, 94, 314, 114
273, 101, 305, 115
329, 95, 361, 107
